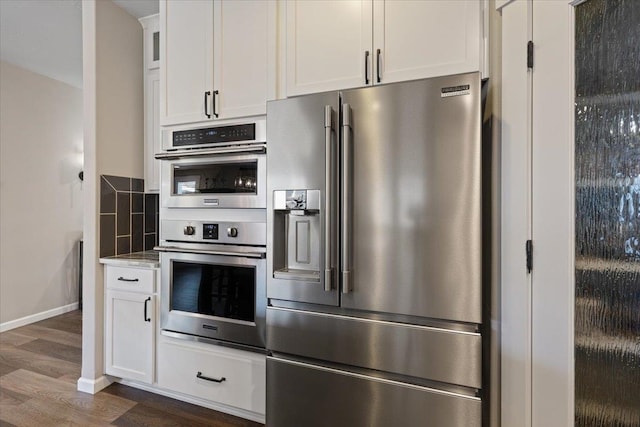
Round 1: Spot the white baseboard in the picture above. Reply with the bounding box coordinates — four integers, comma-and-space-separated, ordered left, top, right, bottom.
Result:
0, 302, 79, 333
77, 375, 112, 394
116, 379, 266, 424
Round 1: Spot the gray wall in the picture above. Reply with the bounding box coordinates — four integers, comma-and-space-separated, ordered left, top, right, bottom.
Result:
0, 60, 83, 327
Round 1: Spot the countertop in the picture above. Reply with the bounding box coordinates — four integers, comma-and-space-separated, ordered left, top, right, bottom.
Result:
99, 250, 160, 268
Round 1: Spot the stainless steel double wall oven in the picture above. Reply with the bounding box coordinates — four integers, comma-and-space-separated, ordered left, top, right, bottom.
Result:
156, 120, 267, 350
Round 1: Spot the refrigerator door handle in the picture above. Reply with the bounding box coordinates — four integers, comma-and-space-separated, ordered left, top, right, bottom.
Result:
341, 104, 353, 294
324, 105, 335, 291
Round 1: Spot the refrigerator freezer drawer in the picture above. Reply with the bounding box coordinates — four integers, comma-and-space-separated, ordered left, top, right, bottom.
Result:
267, 307, 481, 389
267, 357, 481, 427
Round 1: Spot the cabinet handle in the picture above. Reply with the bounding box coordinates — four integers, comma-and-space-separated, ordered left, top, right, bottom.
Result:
376, 49, 382, 83
117, 277, 139, 282
212, 90, 219, 118
196, 372, 226, 383
204, 91, 211, 118
144, 297, 151, 322
364, 50, 370, 85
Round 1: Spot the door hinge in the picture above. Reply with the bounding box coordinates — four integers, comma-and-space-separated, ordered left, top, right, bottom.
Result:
527, 41, 534, 69
526, 239, 533, 273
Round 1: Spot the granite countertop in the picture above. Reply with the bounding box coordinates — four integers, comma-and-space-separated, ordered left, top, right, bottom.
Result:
100, 250, 160, 268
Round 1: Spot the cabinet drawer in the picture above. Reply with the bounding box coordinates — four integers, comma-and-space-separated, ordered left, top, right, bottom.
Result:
158, 338, 266, 414
106, 266, 156, 293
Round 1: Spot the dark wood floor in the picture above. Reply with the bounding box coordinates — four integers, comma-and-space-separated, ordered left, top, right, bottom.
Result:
0, 310, 263, 427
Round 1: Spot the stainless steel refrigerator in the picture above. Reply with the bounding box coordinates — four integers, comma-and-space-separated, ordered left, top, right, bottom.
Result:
266, 73, 488, 427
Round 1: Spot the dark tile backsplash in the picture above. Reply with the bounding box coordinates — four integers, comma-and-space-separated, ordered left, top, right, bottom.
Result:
116, 193, 130, 235
99, 214, 116, 258
100, 175, 158, 258
100, 177, 116, 214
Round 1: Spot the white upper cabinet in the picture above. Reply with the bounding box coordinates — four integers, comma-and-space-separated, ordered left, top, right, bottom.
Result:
141, 14, 160, 70
285, 0, 372, 96
160, 0, 270, 126
284, 0, 484, 97
213, 0, 268, 119
141, 14, 161, 192
373, 0, 481, 84
161, 0, 214, 126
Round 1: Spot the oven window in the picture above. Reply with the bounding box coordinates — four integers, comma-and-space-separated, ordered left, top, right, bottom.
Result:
171, 261, 255, 322
172, 161, 257, 195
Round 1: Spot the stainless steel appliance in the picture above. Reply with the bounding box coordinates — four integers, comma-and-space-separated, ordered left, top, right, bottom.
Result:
156, 121, 266, 209
158, 219, 266, 350
266, 73, 488, 426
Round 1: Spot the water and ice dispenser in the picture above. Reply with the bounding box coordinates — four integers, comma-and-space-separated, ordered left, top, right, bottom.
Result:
271, 190, 322, 282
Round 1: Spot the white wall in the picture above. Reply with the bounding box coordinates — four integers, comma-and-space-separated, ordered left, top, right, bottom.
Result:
79, 0, 143, 393
0, 60, 83, 329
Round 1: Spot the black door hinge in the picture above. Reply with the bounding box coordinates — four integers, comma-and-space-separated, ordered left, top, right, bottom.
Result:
527, 41, 534, 69
526, 239, 533, 273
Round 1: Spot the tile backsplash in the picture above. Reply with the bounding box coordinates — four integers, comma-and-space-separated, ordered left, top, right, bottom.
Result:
100, 175, 158, 258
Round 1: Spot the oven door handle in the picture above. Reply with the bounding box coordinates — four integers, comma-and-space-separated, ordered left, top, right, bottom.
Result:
156, 246, 266, 259
155, 144, 266, 160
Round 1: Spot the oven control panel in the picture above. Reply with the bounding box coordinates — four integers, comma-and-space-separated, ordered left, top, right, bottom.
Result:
173, 123, 256, 147
203, 224, 219, 240
161, 220, 266, 247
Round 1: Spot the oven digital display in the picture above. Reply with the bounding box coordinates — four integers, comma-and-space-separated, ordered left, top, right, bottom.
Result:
203, 224, 218, 240
170, 261, 255, 322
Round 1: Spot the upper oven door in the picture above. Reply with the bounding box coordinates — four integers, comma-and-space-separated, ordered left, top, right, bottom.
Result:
161, 152, 266, 209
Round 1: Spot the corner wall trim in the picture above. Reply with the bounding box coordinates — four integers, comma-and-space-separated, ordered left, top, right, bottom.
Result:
77, 376, 112, 394
0, 302, 79, 333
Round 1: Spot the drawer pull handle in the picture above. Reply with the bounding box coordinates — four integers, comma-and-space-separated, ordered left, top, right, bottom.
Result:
196, 372, 226, 383
117, 277, 139, 282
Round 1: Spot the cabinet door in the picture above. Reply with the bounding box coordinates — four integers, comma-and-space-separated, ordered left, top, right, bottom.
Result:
160, 0, 214, 125
286, 0, 372, 96
105, 290, 155, 384
373, 0, 481, 84
213, 0, 268, 119
141, 14, 160, 70
145, 69, 160, 192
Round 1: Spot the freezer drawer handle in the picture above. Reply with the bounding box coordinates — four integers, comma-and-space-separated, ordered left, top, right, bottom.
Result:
117, 277, 139, 282
196, 372, 226, 383
341, 104, 353, 294
324, 105, 335, 292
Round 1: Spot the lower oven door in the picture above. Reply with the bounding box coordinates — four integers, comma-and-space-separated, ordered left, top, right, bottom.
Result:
160, 250, 266, 349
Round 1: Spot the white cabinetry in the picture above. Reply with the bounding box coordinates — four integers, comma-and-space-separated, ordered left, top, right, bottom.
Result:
285, 0, 484, 96
158, 335, 266, 417
104, 265, 156, 384
160, 0, 270, 126
285, 0, 372, 96
141, 14, 161, 192
373, 0, 481, 85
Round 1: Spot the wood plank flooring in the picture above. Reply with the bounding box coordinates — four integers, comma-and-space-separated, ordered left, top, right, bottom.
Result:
0, 311, 263, 427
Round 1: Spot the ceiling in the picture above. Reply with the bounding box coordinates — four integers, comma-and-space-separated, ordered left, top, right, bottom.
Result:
0, 0, 158, 89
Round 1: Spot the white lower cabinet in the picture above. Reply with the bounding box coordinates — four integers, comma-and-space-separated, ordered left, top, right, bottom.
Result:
104, 266, 157, 384
103, 263, 265, 420
158, 337, 266, 415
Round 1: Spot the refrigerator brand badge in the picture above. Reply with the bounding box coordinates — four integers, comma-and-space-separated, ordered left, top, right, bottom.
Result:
440, 85, 471, 98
